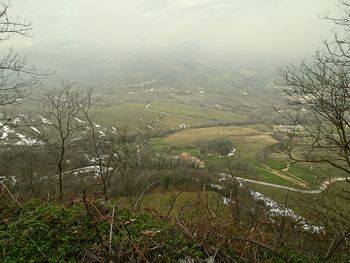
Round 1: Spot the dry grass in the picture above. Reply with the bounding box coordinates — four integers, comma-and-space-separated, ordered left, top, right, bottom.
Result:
162, 126, 277, 159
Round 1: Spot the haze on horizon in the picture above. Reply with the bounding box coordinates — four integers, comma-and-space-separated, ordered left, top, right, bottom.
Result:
10, 0, 340, 65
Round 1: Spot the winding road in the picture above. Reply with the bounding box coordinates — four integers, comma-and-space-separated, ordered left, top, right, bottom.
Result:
219, 173, 348, 194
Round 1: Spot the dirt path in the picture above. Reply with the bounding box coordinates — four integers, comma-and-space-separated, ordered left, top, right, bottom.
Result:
219, 173, 347, 194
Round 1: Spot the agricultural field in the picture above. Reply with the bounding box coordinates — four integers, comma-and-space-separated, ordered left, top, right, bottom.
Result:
148, 102, 247, 123
151, 125, 347, 190
98, 102, 249, 128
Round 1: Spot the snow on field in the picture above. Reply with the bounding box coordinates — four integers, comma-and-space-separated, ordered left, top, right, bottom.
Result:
219, 173, 324, 233
0, 124, 17, 140
40, 117, 52, 124
0, 132, 8, 140
31, 126, 41, 134
93, 122, 101, 128
15, 133, 42, 146
0, 122, 41, 145
12, 118, 20, 124
75, 117, 85, 123
19, 114, 28, 118
250, 191, 323, 233
227, 148, 236, 157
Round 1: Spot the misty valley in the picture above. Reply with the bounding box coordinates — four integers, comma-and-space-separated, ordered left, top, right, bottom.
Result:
0, 1, 349, 263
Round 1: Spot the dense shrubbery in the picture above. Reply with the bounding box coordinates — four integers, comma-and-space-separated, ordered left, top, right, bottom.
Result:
195, 138, 234, 155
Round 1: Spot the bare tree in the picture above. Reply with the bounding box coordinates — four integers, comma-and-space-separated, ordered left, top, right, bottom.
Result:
81, 107, 155, 199
38, 82, 91, 199
279, 1, 350, 260
0, 1, 45, 107
279, 1, 350, 183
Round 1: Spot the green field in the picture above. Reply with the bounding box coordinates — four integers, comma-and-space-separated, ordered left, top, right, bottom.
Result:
140, 191, 230, 219
151, 125, 345, 189
98, 102, 246, 128
149, 102, 247, 123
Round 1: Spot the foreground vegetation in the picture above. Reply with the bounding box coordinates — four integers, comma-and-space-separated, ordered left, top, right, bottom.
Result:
1, 191, 339, 263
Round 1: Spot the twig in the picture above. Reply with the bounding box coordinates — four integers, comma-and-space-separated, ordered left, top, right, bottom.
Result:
133, 180, 159, 212
109, 205, 115, 255
232, 237, 287, 263
1, 181, 22, 207
324, 227, 350, 261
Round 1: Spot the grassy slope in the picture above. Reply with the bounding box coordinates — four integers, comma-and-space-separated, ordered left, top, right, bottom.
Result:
0, 197, 324, 263
0, 199, 206, 263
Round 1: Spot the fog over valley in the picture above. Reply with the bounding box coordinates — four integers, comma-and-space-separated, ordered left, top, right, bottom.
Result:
1, 1, 350, 262
12, 1, 338, 67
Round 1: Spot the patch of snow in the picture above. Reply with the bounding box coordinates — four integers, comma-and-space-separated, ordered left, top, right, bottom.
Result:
15, 132, 42, 146
179, 123, 186, 129
0, 125, 16, 140
40, 117, 52, 124
227, 147, 236, 157
209, 183, 222, 190
223, 197, 230, 205
0, 132, 8, 140
12, 118, 20, 124
31, 126, 41, 134
250, 191, 324, 233
93, 122, 101, 128
200, 90, 205, 94
75, 117, 85, 123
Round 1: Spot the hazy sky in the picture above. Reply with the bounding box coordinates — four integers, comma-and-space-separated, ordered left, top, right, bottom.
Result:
10, 0, 340, 62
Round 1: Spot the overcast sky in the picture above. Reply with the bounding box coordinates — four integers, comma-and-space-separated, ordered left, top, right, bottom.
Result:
10, 0, 340, 63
